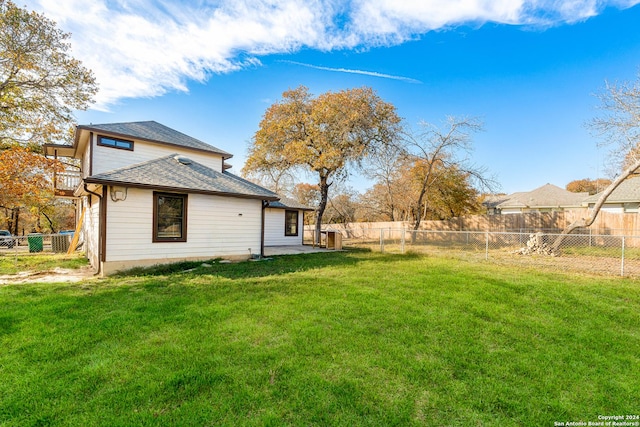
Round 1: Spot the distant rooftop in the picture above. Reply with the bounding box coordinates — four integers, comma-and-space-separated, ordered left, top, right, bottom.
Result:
497, 183, 588, 209
583, 176, 640, 204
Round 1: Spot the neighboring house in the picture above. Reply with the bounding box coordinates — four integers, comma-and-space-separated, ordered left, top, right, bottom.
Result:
264, 196, 314, 246
44, 121, 308, 275
582, 176, 640, 213
481, 194, 510, 215
491, 183, 588, 214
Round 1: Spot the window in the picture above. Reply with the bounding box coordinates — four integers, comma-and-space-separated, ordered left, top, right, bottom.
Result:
98, 135, 134, 150
153, 192, 187, 242
285, 210, 298, 236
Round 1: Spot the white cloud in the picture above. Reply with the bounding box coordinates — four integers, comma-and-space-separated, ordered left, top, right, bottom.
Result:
23, 0, 640, 108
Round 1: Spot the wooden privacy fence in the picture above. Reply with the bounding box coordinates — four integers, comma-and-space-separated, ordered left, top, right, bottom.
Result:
305, 210, 640, 239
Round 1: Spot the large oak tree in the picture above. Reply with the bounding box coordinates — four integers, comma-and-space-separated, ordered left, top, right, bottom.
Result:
1, 0, 97, 148
243, 85, 401, 242
551, 73, 640, 252
1, 0, 96, 232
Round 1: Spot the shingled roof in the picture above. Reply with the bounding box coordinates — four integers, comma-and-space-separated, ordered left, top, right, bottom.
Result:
78, 121, 232, 158
268, 196, 314, 211
583, 176, 640, 204
497, 183, 588, 209
84, 154, 278, 200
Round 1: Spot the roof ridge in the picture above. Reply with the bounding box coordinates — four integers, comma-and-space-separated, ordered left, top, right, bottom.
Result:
86, 155, 278, 200
77, 121, 233, 158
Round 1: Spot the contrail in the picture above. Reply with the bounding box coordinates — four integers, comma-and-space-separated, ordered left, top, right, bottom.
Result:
282, 61, 422, 84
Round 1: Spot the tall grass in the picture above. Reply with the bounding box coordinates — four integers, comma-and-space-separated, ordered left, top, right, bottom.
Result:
1, 250, 638, 426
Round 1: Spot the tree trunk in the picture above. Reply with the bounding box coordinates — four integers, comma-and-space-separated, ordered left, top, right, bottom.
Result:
411, 185, 428, 243
551, 158, 640, 253
42, 210, 55, 233
314, 173, 330, 245
8, 208, 19, 235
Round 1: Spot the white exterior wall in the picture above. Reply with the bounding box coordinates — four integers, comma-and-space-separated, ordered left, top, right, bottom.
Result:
83, 194, 101, 269
264, 208, 303, 246
102, 188, 262, 273
89, 135, 223, 175
500, 208, 523, 215
82, 142, 91, 179
597, 203, 624, 214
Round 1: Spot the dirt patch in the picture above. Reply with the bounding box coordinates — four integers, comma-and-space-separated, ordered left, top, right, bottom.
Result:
0, 266, 97, 285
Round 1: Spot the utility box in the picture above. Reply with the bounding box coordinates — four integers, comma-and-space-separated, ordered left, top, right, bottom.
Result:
325, 230, 342, 250
52, 234, 70, 253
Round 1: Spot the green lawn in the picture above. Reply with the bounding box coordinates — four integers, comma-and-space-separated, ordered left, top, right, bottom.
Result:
1, 250, 638, 426
0, 252, 88, 275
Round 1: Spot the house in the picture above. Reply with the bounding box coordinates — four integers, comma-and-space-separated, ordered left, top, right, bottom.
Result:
481, 193, 510, 215
44, 121, 309, 275
582, 176, 640, 213
264, 196, 314, 246
490, 183, 588, 214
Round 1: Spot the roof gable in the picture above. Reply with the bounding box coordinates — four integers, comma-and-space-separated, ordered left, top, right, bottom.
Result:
85, 154, 278, 200
78, 121, 232, 158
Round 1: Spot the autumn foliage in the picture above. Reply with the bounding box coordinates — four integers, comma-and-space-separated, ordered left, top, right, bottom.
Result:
244, 85, 401, 242
0, 146, 63, 233
565, 178, 612, 195
1, 0, 97, 147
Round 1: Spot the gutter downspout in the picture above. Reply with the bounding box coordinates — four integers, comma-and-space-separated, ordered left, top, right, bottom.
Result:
84, 183, 103, 276
261, 200, 268, 258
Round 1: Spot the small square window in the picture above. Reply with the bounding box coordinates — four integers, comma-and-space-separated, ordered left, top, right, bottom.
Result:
285, 210, 298, 236
98, 135, 134, 151
153, 192, 187, 242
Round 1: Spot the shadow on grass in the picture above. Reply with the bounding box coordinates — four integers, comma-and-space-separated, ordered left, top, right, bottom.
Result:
114, 247, 420, 280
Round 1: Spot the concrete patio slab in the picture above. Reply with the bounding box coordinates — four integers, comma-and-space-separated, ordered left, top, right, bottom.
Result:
264, 245, 341, 256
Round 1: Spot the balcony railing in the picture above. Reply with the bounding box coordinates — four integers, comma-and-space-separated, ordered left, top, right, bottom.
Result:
54, 169, 81, 197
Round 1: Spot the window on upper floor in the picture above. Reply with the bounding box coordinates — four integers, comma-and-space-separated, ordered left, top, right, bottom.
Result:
153, 192, 188, 242
285, 210, 298, 236
97, 135, 134, 151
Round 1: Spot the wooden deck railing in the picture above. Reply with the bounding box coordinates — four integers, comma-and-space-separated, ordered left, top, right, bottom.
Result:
54, 169, 81, 196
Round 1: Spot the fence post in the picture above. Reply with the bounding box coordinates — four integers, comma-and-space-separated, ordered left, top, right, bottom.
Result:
401, 228, 405, 254
14, 236, 19, 268
380, 228, 384, 253
621, 236, 626, 277
485, 231, 489, 260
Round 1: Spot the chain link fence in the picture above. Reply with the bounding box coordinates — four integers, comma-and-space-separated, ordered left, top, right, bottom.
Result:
338, 228, 640, 277
5, 228, 640, 277
0, 233, 76, 256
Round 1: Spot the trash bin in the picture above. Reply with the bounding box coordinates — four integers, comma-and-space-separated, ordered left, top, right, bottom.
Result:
28, 233, 43, 253
52, 234, 70, 253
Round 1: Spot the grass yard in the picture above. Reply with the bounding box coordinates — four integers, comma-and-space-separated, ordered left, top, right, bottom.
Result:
0, 250, 638, 426
0, 252, 88, 275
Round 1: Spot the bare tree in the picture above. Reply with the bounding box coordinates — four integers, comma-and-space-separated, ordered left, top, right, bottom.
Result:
551, 74, 640, 252
242, 167, 296, 196
363, 141, 405, 221
402, 116, 496, 240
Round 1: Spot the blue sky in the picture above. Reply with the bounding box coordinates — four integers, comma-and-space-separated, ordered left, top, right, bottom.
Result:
24, 0, 640, 194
